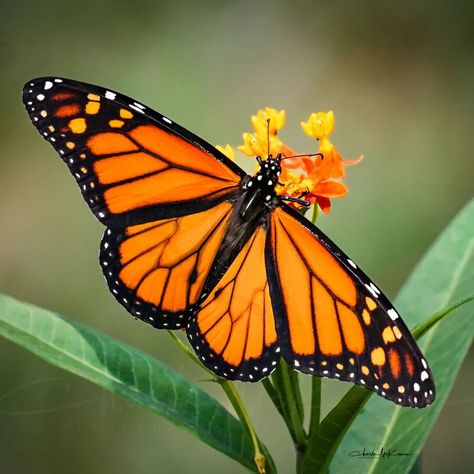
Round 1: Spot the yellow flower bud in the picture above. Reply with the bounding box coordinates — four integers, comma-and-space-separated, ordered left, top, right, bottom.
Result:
301, 111, 335, 139
215, 144, 236, 161
251, 108, 286, 136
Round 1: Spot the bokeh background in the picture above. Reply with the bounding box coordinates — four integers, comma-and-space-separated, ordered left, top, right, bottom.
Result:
1, 1, 472, 473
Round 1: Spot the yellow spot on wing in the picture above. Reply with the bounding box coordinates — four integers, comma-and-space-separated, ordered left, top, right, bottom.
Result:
383, 382, 390, 389
68, 118, 87, 134
382, 326, 396, 344
120, 108, 133, 119
370, 347, 386, 366
336, 363, 344, 370
349, 357, 355, 365
362, 309, 371, 325
398, 385, 405, 394
361, 365, 369, 375
365, 297, 377, 311
109, 119, 124, 128
48, 125, 55, 132
393, 326, 402, 339
66, 141, 75, 150
86, 101, 100, 114
87, 93, 100, 101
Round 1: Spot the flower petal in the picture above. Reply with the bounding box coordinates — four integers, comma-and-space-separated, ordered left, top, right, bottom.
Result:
215, 144, 236, 161
312, 180, 348, 198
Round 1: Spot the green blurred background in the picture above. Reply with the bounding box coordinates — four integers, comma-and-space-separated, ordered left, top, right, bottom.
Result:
1, 1, 472, 473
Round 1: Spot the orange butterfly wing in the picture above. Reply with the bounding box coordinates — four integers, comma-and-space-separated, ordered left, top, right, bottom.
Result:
187, 226, 280, 380
22, 77, 243, 226
268, 206, 435, 407
101, 201, 234, 327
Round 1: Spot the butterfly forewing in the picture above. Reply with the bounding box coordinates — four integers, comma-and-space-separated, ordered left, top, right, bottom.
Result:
22, 77, 243, 227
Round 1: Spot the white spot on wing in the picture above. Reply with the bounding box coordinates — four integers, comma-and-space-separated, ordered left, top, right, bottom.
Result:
347, 259, 357, 269
37, 94, 45, 101
105, 91, 116, 100
420, 370, 429, 381
365, 283, 378, 298
369, 282, 381, 295
44, 81, 53, 90
129, 104, 145, 114
162, 116, 172, 124
388, 308, 399, 320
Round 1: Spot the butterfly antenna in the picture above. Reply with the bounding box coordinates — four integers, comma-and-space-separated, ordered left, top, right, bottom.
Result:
267, 118, 270, 158
281, 152, 324, 161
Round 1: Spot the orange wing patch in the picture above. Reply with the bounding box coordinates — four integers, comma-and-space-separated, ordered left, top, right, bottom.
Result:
90, 124, 241, 215
271, 208, 362, 358
188, 227, 280, 381
100, 201, 233, 328
55, 104, 81, 117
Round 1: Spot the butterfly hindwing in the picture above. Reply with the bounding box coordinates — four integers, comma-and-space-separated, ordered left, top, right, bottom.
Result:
267, 205, 435, 407
187, 225, 281, 380
100, 201, 235, 328
22, 77, 244, 227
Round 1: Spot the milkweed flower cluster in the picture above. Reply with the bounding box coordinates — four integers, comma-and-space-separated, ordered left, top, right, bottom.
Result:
217, 108, 362, 213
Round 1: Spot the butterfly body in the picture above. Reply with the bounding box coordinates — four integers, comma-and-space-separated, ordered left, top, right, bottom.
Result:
23, 77, 435, 407
209, 156, 282, 274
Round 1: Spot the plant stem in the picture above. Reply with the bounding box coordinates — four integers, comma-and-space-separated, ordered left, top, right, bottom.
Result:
167, 330, 212, 373
311, 204, 319, 225
261, 377, 285, 418
308, 377, 321, 436
413, 294, 474, 340
219, 381, 266, 473
271, 360, 307, 449
167, 331, 270, 474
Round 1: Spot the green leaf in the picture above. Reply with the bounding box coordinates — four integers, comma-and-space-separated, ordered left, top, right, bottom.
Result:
301, 385, 371, 474
0, 294, 258, 472
271, 359, 306, 448
302, 199, 474, 474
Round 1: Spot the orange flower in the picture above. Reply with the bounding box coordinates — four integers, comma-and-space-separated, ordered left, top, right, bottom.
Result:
235, 108, 362, 214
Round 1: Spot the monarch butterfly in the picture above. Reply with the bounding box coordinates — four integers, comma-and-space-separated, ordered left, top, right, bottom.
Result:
23, 77, 435, 408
